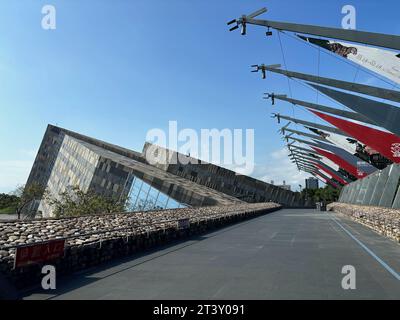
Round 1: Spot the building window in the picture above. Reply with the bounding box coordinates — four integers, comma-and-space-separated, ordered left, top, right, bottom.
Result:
113, 184, 119, 193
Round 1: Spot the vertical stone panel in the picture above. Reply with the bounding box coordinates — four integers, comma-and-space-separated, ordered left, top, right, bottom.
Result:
355, 178, 369, 205
346, 181, 358, 204
379, 164, 400, 208
339, 184, 351, 203
359, 173, 378, 205
369, 167, 390, 206
391, 181, 400, 209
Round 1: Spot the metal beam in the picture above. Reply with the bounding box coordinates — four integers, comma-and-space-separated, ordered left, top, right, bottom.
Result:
294, 156, 316, 164
312, 160, 351, 183
295, 159, 316, 168
315, 171, 340, 188
274, 114, 347, 136
245, 16, 400, 50
271, 94, 376, 125
287, 136, 322, 148
298, 165, 316, 171
300, 169, 316, 174
299, 166, 316, 173
300, 168, 316, 174
284, 128, 328, 142
294, 155, 323, 164
299, 168, 316, 174
298, 163, 316, 170
291, 153, 321, 162
291, 150, 322, 159
312, 174, 327, 184
296, 163, 318, 172
295, 159, 317, 167
263, 66, 400, 103
289, 145, 319, 155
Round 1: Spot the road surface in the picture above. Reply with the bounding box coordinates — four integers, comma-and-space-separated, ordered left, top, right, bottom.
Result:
23, 209, 400, 300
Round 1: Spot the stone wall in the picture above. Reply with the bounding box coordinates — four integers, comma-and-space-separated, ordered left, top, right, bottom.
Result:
0, 203, 281, 291
327, 202, 400, 243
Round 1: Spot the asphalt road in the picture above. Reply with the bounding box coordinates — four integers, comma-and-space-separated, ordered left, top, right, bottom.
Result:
23, 209, 400, 300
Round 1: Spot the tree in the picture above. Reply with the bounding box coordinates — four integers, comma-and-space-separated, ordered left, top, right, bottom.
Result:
46, 186, 128, 218
130, 198, 157, 212
300, 185, 341, 204
13, 183, 46, 220
0, 193, 19, 210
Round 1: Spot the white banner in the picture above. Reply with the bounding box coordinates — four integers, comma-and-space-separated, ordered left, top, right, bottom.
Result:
320, 157, 340, 172
306, 127, 357, 155
323, 132, 357, 155
299, 36, 400, 85
318, 168, 333, 180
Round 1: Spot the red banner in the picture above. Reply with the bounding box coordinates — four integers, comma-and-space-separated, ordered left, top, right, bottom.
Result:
326, 179, 339, 189
310, 109, 400, 163
315, 173, 339, 188
314, 163, 348, 185
14, 239, 65, 268
311, 146, 366, 178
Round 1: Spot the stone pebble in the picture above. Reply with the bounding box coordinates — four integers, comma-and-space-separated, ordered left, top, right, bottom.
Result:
0, 203, 281, 263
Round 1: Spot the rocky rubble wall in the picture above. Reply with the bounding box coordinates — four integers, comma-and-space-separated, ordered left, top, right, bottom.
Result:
327, 202, 400, 243
0, 203, 281, 291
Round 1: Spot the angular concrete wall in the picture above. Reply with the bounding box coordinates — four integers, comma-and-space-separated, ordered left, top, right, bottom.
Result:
338, 164, 400, 209
379, 164, 400, 207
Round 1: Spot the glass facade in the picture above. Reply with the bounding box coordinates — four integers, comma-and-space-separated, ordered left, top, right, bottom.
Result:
127, 176, 187, 212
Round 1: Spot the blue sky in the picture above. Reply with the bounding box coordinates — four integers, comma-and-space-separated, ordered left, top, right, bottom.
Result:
0, 0, 399, 193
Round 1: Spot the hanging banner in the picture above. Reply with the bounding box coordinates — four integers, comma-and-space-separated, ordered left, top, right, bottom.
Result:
308, 158, 350, 184
318, 160, 351, 184
313, 168, 332, 180
313, 173, 327, 185
315, 172, 339, 189
298, 35, 400, 84
320, 156, 340, 172
314, 163, 348, 185
310, 83, 400, 138
306, 126, 389, 169
307, 127, 357, 154
310, 109, 400, 163
312, 140, 377, 175
311, 146, 364, 178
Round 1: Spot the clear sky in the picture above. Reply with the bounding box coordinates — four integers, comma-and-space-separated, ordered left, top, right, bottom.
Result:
0, 0, 399, 193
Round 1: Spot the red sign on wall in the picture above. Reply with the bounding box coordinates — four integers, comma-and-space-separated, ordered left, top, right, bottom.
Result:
14, 239, 65, 268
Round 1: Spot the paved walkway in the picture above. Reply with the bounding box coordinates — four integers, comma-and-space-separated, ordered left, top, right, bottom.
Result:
23, 209, 400, 300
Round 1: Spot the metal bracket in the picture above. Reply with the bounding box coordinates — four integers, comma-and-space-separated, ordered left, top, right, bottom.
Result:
227, 8, 267, 35
251, 64, 281, 79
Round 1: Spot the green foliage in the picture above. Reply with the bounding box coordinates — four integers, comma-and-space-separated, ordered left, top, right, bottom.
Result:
301, 185, 341, 204
12, 183, 46, 219
0, 206, 16, 214
0, 193, 19, 212
46, 186, 128, 218
130, 198, 163, 212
